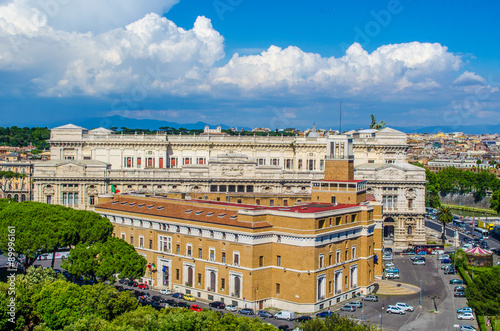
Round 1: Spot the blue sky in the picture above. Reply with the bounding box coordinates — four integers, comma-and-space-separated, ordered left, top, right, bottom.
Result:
0, 0, 499, 131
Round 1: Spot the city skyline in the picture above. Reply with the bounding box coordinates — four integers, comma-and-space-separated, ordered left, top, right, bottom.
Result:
0, 0, 499, 131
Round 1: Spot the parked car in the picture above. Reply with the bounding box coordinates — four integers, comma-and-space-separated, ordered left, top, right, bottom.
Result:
450, 279, 464, 285
454, 291, 466, 297
437, 255, 450, 260
190, 304, 203, 312
118, 278, 127, 284
166, 299, 180, 307
172, 293, 184, 299
274, 310, 295, 320
441, 259, 452, 264
138, 284, 149, 290
296, 316, 312, 323
385, 273, 400, 279
183, 294, 196, 302
386, 306, 405, 315
159, 289, 171, 295
385, 262, 395, 268
316, 311, 333, 318
460, 325, 478, 331
383, 254, 393, 261
395, 303, 414, 312
416, 250, 427, 255
341, 304, 356, 312
441, 263, 453, 270
152, 296, 167, 303
277, 325, 291, 331
454, 286, 466, 292
209, 301, 226, 309
349, 301, 363, 308
115, 285, 124, 291
386, 267, 399, 274
384, 248, 393, 254
239, 308, 255, 315
445, 267, 457, 275
257, 310, 273, 318
413, 259, 425, 265
433, 249, 445, 255
457, 312, 475, 320
457, 307, 473, 314
177, 302, 191, 309
225, 305, 238, 312
363, 295, 379, 302
130, 281, 138, 287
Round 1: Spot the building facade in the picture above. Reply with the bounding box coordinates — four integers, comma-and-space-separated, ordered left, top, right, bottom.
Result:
0, 161, 35, 201
94, 152, 383, 313
33, 124, 425, 247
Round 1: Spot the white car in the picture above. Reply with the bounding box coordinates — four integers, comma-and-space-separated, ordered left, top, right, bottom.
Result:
413, 259, 425, 265
383, 254, 393, 261
225, 305, 238, 312
460, 325, 478, 331
159, 289, 171, 295
385, 262, 395, 268
386, 305, 405, 314
437, 254, 450, 260
457, 313, 475, 320
395, 302, 414, 312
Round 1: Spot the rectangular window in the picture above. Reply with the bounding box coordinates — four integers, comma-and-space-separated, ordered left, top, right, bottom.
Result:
198, 248, 203, 259
197, 157, 206, 164
255, 199, 260, 205
209, 248, 215, 262
408, 199, 414, 209
74, 193, 78, 206
283, 199, 288, 206
176, 245, 180, 255
170, 157, 178, 168
336, 250, 341, 264
233, 252, 240, 266
186, 244, 192, 257
62, 193, 68, 205
320, 160, 325, 170
176, 269, 180, 280
352, 246, 356, 259
329, 281, 332, 294
257, 158, 265, 165
222, 252, 226, 263
121, 233, 126, 240
159, 158, 164, 168
259, 256, 263, 267
139, 236, 144, 248
276, 283, 280, 294
298, 159, 303, 170
277, 255, 281, 267
329, 254, 332, 265
221, 278, 225, 291
183, 157, 191, 165
130, 236, 134, 245
46, 195, 51, 204
308, 159, 315, 170
158, 236, 172, 253
68, 193, 73, 205
285, 159, 293, 169
271, 158, 279, 166
198, 273, 202, 285
319, 254, 324, 268
270, 199, 274, 206
149, 239, 153, 249
137, 157, 141, 167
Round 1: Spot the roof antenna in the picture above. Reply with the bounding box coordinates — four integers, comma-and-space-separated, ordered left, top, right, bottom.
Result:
339, 101, 342, 133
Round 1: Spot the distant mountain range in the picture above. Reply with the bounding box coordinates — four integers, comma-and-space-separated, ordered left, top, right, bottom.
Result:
48, 115, 500, 134
54, 115, 243, 131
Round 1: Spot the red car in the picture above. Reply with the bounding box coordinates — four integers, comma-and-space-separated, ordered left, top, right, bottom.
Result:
190, 304, 203, 312
138, 284, 149, 290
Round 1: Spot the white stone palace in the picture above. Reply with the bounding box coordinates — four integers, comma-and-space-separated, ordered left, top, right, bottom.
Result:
32, 124, 425, 247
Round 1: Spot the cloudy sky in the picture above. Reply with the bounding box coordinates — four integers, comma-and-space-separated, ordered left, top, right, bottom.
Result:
0, 0, 499, 130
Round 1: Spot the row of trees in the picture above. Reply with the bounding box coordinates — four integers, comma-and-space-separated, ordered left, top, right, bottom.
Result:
0, 126, 50, 150
0, 200, 146, 282
0, 267, 378, 331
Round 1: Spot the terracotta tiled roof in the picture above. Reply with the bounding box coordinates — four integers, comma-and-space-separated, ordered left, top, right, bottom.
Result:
96, 196, 272, 229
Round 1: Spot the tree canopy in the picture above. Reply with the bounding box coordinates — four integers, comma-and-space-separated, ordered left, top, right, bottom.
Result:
437, 206, 453, 244
0, 126, 50, 149
0, 200, 113, 270
63, 237, 146, 283
466, 267, 500, 316
489, 190, 500, 214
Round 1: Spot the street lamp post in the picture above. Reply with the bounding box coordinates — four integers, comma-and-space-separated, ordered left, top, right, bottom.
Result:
419, 279, 422, 308
362, 296, 365, 322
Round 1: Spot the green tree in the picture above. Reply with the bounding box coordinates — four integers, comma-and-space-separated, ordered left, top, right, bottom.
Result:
466, 267, 500, 316
63, 237, 146, 283
0, 201, 113, 271
0, 171, 26, 198
302, 313, 379, 330
437, 206, 454, 244
490, 190, 500, 215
